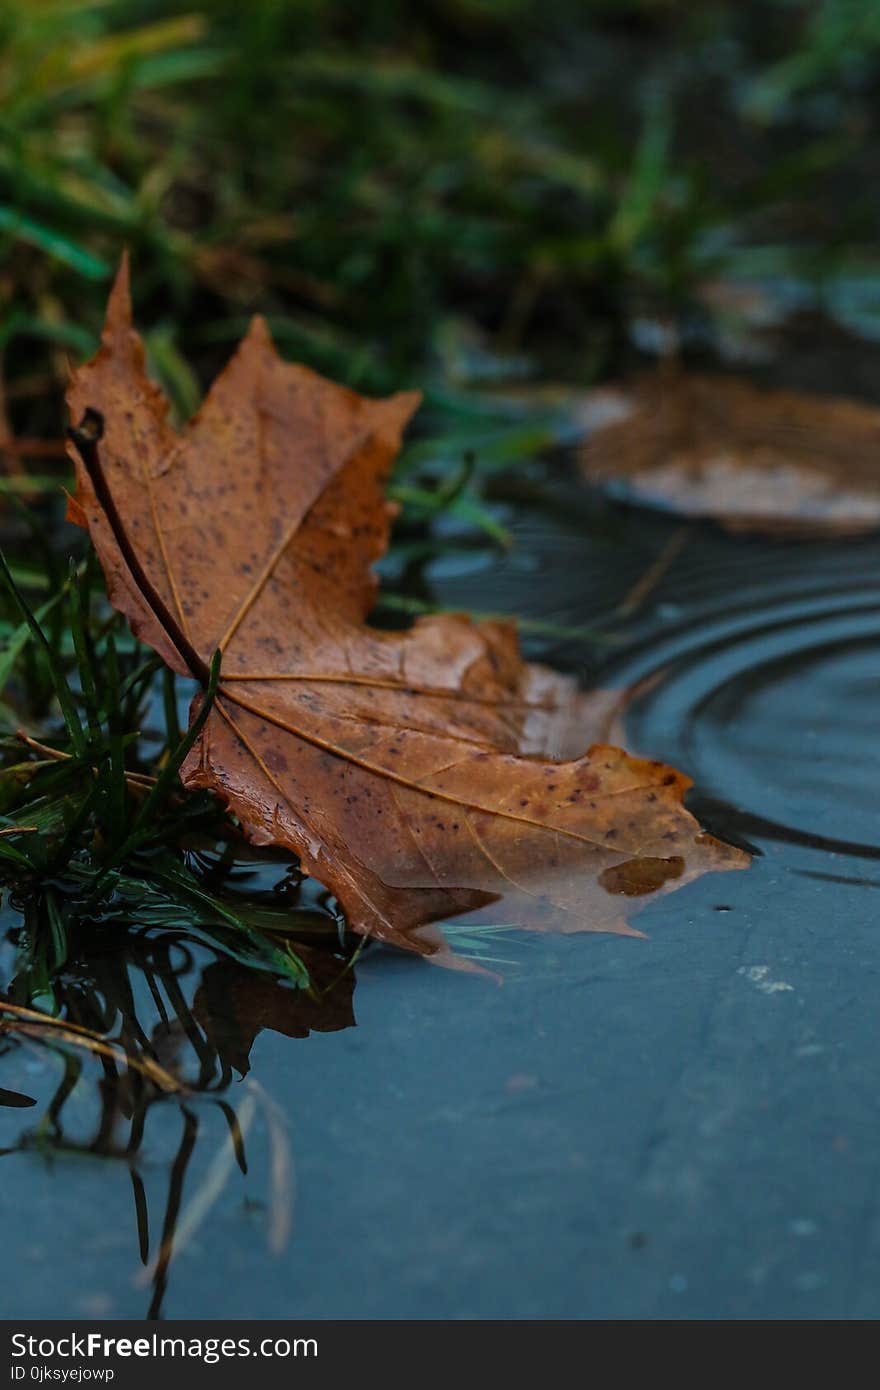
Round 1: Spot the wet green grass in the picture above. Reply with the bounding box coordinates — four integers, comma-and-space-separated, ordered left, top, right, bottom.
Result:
0, 542, 318, 1004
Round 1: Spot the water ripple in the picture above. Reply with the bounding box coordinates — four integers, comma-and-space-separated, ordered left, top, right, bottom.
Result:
603, 558, 880, 862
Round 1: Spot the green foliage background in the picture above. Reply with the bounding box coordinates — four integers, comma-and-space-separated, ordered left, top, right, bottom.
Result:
4, 0, 880, 427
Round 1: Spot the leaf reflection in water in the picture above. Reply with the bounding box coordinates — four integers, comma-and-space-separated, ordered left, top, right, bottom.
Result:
0, 926, 355, 1318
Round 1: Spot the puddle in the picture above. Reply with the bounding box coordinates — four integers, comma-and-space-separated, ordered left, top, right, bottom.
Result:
2, 461, 880, 1320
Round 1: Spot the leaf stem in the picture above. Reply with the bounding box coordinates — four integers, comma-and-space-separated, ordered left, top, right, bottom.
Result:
67, 409, 212, 685
99, 647, 222, 873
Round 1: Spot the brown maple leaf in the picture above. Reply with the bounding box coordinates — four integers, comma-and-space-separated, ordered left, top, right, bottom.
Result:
66, 260, 747, 960
579, 371, 880, 537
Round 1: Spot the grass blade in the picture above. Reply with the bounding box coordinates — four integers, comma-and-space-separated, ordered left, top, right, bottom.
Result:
0, 551, 86, 755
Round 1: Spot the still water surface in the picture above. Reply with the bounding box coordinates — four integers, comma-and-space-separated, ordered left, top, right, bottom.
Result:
2, 467, 878, 1319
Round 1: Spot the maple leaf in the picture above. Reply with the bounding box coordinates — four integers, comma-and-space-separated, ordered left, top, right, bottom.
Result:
66, 260, 747, 960
579, 371, 880, 537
